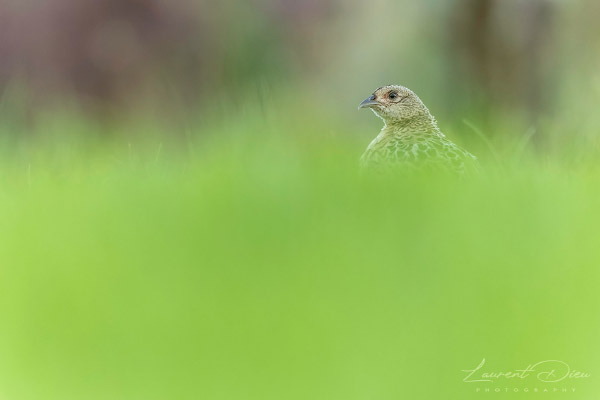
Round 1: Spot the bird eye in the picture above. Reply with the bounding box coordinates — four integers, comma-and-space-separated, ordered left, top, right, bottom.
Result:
389, 92, 398, 100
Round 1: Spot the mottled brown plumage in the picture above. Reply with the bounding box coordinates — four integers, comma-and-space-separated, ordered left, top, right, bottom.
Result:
358, 85, 478, 176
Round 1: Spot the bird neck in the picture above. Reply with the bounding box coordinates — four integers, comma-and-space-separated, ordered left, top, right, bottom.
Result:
382, 114, 441, 138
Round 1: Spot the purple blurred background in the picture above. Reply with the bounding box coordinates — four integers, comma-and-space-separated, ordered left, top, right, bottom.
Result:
1, 0, 599, 130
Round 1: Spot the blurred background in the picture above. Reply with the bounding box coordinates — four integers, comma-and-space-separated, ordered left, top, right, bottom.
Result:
1, 0, 600, 147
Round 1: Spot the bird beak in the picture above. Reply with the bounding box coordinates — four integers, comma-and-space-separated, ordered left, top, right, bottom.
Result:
358, 94, 380, 110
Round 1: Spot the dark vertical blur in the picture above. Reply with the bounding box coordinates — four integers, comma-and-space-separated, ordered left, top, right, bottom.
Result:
0, 0, 208, 112
447, 0, 555, 127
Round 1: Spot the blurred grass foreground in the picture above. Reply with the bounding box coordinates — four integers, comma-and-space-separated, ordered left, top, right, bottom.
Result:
1, 0, 600, 399
0, 94, 598, 399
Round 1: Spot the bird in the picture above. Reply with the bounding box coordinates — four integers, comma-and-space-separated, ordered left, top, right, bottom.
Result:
358, 85, 478, 176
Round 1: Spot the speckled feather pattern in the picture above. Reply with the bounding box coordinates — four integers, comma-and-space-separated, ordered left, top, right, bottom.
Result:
359, 85, 479, 176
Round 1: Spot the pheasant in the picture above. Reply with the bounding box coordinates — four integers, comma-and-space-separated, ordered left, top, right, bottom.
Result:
358, 85, 478, 176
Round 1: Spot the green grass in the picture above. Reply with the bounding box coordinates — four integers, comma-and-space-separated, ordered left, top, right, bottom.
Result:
0, 101, 598, 399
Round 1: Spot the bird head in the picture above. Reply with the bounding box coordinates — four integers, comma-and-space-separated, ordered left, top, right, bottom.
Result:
358, 85, 432, 125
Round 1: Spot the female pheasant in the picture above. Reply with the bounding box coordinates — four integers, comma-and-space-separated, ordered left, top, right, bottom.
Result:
358, 85, 478, 175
